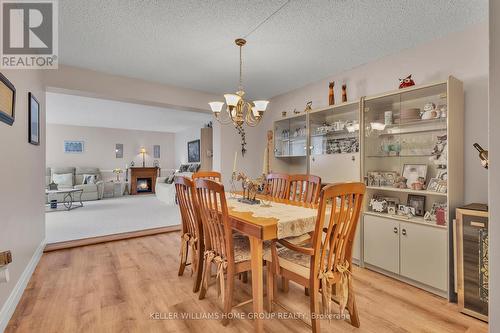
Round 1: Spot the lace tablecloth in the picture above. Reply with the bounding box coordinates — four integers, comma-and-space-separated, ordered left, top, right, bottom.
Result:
226, 195, 318, 239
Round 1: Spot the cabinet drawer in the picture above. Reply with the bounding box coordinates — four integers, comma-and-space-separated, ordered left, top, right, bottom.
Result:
400, 222, 448, 291
363, 214, 399, 274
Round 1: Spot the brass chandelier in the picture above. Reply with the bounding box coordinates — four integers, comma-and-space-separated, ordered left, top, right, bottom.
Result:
209, 38, 269, 128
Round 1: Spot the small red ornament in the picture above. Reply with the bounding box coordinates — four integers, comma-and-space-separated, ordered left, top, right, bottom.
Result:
399, 74, 415, 89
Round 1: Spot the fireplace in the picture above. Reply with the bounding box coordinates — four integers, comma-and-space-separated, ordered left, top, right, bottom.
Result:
136, 178, 152, 193
130, 167, 159, 195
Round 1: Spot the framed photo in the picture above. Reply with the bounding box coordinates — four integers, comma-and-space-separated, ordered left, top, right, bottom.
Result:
115, 143, 123, 158
427, 177, 447, 193
64, 140, 84, 153
366, 171, 398, 187
0, 72, 16, 126
402, 164, 427, 187
188, 139, 200, 163
407, 194, 426, 217
153, 145, 161, 158
28, 93, 40, 145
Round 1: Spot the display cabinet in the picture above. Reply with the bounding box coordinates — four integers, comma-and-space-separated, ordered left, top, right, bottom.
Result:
361, 76, 464, 298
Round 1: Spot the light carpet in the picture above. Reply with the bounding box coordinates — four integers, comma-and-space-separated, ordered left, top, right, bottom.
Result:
46, 195, 181, 243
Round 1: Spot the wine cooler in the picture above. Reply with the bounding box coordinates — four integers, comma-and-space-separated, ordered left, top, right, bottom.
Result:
456, 204, 488, 321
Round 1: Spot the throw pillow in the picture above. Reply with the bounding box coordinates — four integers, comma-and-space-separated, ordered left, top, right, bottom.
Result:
165, 174, 175, 184
52, 173, 73, 187
179, 164, 189, 172
188, 164, 198, 173
82, 174, 97, 184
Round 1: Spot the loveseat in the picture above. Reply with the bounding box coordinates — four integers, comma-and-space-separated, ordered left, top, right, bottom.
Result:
46, 167, 105, 202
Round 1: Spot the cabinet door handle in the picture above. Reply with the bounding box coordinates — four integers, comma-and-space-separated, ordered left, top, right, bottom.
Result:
402, 229, 407, 236
393, 227, 398, 234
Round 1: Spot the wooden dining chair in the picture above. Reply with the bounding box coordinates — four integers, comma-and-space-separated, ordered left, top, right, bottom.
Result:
282, 174, 322, 294
192, 171, 222, 182
174, 176, 204, 293
266, 173, 290, 199
265, 182, 366, 332
194, 178, 252, 326
288, 174, 322, 205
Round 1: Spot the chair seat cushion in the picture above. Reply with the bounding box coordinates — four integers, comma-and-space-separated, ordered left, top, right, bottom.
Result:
233, 235, 271, 263
264, 247, 312, 278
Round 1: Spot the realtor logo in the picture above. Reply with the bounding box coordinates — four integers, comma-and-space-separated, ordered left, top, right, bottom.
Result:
1, 0, 58, 69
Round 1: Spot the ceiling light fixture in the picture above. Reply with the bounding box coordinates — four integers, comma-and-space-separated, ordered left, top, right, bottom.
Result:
209, 38, 269, 128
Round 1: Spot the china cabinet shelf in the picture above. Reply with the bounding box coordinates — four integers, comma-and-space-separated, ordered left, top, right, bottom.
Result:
366, 186, 447, 196
366, 154, 433, 158
364, 211, 447, 230
377, 127, 447, 137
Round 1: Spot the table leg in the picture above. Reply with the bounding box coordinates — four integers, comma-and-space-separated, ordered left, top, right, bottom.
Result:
249, 236, 264, 333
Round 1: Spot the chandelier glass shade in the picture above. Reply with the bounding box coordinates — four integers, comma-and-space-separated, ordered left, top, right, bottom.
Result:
209, 38, 269, 127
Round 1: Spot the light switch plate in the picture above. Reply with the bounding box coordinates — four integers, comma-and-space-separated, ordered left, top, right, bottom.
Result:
0, 251, 12, 266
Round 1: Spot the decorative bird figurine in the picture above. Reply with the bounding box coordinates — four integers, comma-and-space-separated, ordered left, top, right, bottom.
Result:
399, 75, 415, 89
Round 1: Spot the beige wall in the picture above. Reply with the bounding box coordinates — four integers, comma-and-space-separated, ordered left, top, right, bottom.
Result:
234, 22, 488, 204
0, 70, 45, 330
489, 1, 498, 331
46, 124, 176, 176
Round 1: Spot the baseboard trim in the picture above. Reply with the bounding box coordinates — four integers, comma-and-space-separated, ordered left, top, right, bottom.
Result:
44, 225, 181, 252
0, 238, 46, 333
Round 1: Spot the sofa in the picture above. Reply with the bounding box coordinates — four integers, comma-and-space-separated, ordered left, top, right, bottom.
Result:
155, 163, 200, 205
46, 167, 105, 202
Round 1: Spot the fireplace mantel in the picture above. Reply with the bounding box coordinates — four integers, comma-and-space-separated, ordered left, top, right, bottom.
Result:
130, 167, 159, 195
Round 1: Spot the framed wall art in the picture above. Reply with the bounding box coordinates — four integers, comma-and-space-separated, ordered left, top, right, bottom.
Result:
64, 140, 84, 153
153, 145, 161, 159
115, 143, 123, 158
28, 93, 40, 145
0, 72, 16, 126
188, 139, 200, 163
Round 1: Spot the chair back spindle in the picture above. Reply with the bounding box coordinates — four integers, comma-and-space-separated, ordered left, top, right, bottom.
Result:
288, 174, 321, 205
266, 173, 290, 199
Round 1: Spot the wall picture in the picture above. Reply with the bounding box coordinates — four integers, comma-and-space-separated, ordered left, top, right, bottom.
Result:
153, 145, 161, 158
115, 143, 123, 158
28, 93, 40, 145
64, 140, 84, 153
0, 72, 16, 126
188, 139, 200, 163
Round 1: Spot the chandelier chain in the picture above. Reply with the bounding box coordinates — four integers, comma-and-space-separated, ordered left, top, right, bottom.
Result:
239, 44, 243, 92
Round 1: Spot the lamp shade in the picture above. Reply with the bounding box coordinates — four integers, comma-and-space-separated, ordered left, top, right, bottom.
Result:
209, 101, 224, 113
140, 147, 147, 154
253, 100, 269, 112
252, 106, 259, 117
224, 94, 241, 107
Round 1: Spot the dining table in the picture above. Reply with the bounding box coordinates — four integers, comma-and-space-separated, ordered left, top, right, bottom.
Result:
225, 193, 319, 332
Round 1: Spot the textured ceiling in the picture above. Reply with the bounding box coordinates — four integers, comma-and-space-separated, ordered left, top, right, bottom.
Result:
46, 93, 212, 132
59, 0, 487, 99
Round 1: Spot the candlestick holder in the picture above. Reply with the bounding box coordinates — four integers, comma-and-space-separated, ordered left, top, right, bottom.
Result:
229, 172, 238, 199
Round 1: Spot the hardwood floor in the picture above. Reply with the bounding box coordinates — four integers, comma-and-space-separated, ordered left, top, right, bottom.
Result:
7, 232, 487, 333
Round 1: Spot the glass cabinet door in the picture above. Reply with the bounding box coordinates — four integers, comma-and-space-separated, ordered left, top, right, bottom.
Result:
274, 115, 307, 158
308, 103, 360, 183
363, 83, 449, 226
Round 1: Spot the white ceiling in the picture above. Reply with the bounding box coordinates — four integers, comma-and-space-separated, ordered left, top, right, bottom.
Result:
46, 92, 212, 133
59, 1, 487, 99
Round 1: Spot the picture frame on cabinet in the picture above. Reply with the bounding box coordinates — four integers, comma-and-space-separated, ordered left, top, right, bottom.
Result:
402, 164, 427, 188
407, 194, 426, 217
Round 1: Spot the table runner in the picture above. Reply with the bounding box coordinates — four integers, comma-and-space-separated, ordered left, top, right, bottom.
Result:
226, 194, 318, 239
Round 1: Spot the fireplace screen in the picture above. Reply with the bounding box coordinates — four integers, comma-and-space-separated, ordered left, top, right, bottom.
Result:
137, 178, 152, 193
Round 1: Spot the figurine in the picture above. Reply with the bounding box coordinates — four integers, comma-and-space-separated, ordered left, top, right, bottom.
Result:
393, 176, 408, 189
399, 75, 415, 89
293, 108, 300, 115
342, 84, 347, 103
410, 177, 426, 190
329, 81, 335, 105
304, 101, 312, 113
